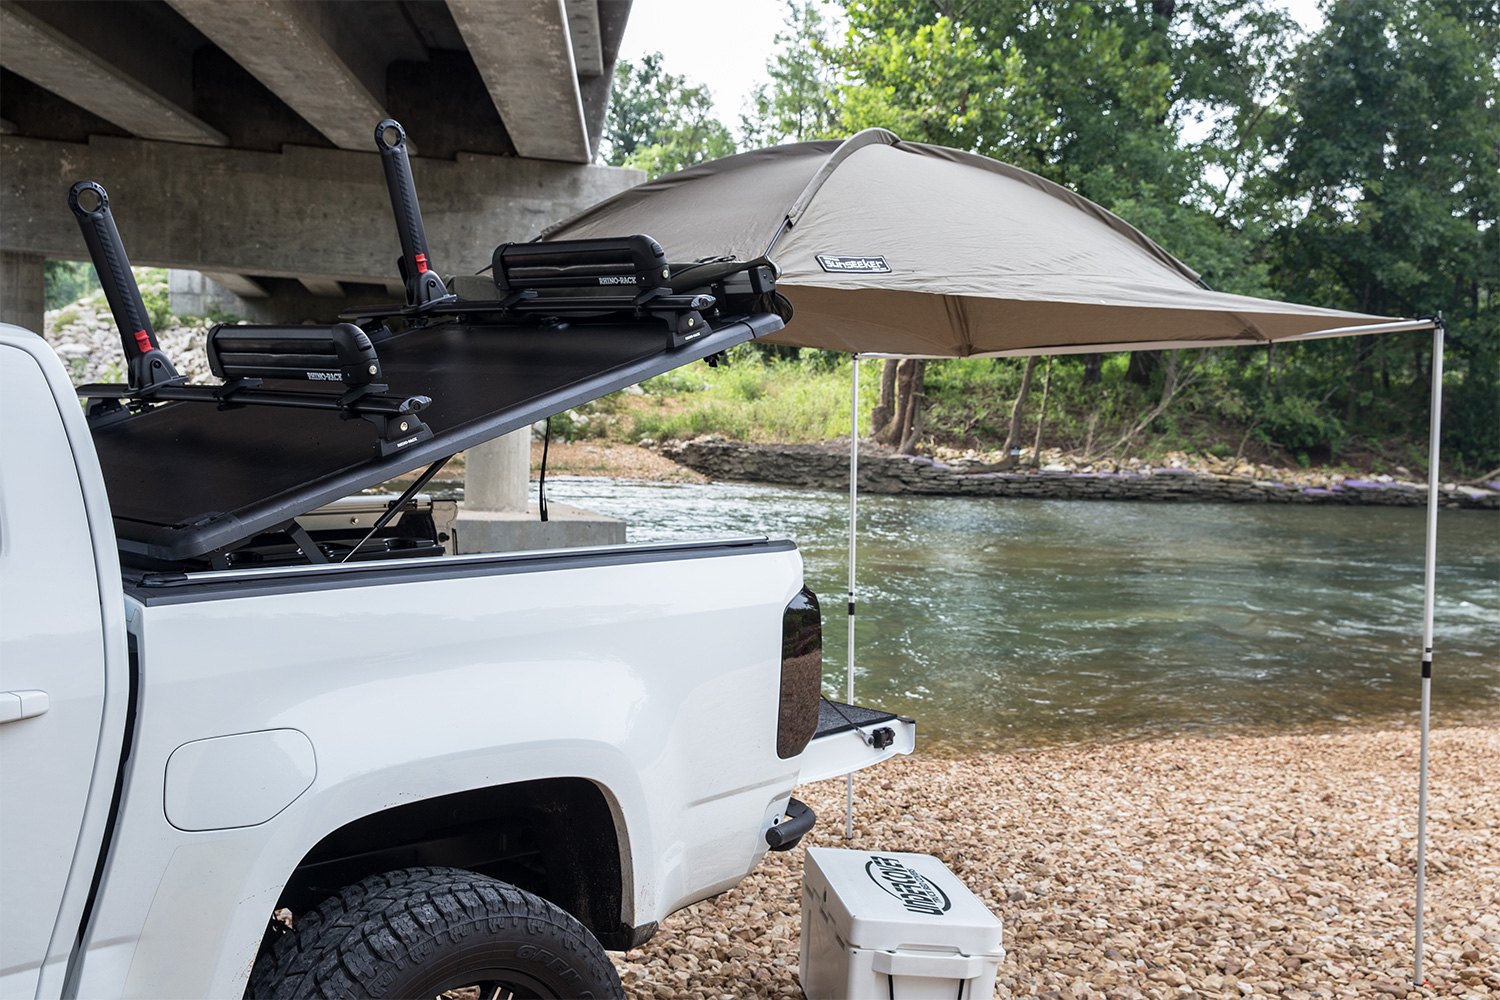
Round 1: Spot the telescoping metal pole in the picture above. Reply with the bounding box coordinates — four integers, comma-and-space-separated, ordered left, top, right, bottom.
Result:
1414, 319, 1445, 986
846, 356, 860, 840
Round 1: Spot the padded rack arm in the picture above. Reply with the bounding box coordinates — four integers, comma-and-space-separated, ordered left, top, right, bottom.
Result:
375, 119, 451, 309
67, 181, 181, 392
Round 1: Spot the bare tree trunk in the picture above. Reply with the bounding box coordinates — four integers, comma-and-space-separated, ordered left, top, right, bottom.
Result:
887, 360, 915, 448
1000, 356, 1038, 461
1082, 353, 1103, 386
897, 361, 926, 454
871, 359, 899, 442
1125, 349, 1161, 388
873, 360, 930, 454
1031, 356, 1053, 460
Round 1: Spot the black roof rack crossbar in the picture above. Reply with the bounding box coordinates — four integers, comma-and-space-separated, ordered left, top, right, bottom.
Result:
77, 378, 433, 459
64, 179, 435, 459
341, 233, 722, 350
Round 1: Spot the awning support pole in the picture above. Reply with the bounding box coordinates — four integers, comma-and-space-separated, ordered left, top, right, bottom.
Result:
1414, 319, 1444, 986
846, 356, 860, 840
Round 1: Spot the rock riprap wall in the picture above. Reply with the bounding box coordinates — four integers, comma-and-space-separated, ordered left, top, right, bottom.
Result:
659, 437, 1500, 510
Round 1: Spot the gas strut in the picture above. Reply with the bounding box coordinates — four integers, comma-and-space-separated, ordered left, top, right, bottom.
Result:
374, 119, 452, 309
67, 181, 182, 392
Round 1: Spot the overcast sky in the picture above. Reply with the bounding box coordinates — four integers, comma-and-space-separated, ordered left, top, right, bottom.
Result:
617, 0, 1329, 128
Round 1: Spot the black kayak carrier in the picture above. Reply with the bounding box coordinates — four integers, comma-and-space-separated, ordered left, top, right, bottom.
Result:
64, 117, 785, 567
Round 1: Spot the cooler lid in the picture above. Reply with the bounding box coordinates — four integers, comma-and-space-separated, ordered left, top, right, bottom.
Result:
804, 848, 1003, 957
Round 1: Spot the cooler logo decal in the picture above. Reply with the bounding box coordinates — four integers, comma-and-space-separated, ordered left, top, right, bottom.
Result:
865, 856, 951, 916
816, 254, 891, 273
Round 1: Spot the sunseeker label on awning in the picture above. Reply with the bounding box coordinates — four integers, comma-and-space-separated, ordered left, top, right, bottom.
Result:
817, 254, 891, 273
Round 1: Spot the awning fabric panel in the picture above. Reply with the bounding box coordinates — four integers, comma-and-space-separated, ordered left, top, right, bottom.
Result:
544, 132, 1413, 354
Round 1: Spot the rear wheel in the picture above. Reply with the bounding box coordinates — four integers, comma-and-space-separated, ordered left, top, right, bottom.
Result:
248, 866, 623, 999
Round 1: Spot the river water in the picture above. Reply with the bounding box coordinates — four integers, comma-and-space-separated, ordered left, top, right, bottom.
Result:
552, 477, 1500, 754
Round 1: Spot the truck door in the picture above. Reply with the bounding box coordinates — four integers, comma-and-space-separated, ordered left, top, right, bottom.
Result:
0, 333, 123, 998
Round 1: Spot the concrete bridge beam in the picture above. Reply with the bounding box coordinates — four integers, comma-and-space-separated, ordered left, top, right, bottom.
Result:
448, 0, 591, 163
0, 1, 225, 147
298, 277, 344, 298
1, 134, 642, 282
201, 272, 269, 299
165, 0, 396, 152
565, 0, 604, 77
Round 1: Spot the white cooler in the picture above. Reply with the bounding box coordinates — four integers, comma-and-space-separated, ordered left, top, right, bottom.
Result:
800, 848, 1004, 1000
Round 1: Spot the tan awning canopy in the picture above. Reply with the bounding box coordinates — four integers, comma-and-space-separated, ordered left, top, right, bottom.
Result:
545, 129, 1432, 357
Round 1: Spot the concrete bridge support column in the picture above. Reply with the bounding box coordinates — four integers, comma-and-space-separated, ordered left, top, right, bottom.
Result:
1, 252, 45, 334
455, 427, 624, 554
464, 431, 531, 513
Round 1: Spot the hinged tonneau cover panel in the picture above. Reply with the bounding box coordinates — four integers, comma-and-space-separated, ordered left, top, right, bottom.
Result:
95, 312, 780, 561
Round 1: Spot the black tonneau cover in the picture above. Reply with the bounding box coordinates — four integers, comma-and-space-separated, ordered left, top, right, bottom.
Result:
96, 310, 781, 562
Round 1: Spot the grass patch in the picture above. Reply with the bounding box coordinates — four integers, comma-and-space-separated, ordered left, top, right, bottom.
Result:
618, 345, 873, 443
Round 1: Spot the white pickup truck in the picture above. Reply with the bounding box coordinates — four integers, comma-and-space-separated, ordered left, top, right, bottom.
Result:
0, 133, 914, 1000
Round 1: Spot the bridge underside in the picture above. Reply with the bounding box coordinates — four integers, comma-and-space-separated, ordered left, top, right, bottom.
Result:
0, 0, 641, 332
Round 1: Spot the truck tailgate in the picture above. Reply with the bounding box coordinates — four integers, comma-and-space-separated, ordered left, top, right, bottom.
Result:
796, 699, 916, 784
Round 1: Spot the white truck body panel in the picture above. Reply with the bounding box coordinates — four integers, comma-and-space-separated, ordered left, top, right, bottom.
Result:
0, 329, 130, 999
83, 546, 808, 998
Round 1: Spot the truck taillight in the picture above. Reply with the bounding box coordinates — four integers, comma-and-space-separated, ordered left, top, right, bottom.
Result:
778, 586, 822, 759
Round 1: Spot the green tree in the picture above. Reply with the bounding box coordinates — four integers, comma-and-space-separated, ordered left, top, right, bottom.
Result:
602, 53, 736, 178
1268, 0, 1500, 467
741, 2, 845, 146
830, 1, 1288, 450
44, 260, 100, 310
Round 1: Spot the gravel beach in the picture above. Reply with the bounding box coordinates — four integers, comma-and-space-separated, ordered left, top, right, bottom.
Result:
617, 726, 1499, 999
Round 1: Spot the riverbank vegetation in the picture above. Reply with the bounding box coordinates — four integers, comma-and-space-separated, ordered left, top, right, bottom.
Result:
601, 0, 1499, 477
546, 341, 1463, 478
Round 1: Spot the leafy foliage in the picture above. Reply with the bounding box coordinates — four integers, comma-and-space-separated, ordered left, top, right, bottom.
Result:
602, 53, 736, 178
741, 2, 843, 145
596, 0, 1499, 473
44, 260, 100, 310
1266, 0, 1500, 467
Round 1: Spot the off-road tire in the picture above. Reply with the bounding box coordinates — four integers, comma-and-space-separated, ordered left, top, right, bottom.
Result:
246, 866, 623, 999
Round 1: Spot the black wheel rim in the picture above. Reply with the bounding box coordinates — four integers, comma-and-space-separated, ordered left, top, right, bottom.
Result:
433, 966, 559, 1000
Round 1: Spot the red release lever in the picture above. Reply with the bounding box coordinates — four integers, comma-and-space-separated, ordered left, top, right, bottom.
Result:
133, 329, 153, 353
414, 253, 429, 274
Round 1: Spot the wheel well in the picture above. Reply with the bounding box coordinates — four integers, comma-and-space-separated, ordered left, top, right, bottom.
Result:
274, 778, 635, 947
